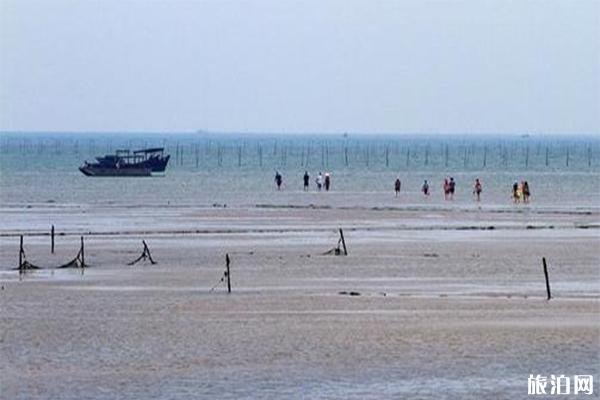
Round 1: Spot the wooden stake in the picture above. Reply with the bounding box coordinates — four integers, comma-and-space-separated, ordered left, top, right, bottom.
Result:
444, 145, 449, 167
385, 146, 389, 167
19, 235, 23, 270
543, 257, 551, 300
339, 229, 348, 256
142, 240, 156, 264
483, 146, 487, 167
226, 253, 231, 293
51, 225, 55, 254
80, 236, 85, 268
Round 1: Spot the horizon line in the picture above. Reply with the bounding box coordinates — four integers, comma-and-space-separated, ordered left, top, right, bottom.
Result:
1, 130, 599, 138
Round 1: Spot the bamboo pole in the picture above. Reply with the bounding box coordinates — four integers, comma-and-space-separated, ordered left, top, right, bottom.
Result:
444, 145, 449, 167
385, 146, 389, 167
344, 146, 349, 166
543, 257, 551, 300
80, 236, 85, 267
226, 254, 231, 293
483, 146, 487, 167
19, 235, 23, 270
339, 229, 347, 256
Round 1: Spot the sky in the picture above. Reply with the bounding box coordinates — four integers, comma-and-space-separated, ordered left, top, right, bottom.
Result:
0, 0, 598, 135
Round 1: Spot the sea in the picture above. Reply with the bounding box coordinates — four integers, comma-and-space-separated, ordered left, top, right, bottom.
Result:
1, 132, 599, 209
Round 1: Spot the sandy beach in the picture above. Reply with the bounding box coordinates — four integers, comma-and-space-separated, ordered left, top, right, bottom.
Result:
1, 201, 598, 399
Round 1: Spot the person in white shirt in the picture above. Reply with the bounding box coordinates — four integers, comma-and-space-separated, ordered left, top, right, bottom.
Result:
315, 172, 323, 191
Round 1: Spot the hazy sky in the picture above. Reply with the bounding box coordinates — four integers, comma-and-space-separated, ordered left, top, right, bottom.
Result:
0, 0, 598, 134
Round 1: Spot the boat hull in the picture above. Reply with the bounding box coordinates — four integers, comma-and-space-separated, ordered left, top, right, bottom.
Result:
142, 154, 170, 172
79, 147, 170, 177
79, 165, 152, 177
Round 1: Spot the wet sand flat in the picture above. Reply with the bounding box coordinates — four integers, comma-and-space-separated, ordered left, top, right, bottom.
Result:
1, 204, 599, 399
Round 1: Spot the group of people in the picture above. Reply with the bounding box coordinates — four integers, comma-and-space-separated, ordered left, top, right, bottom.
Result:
397, 177, 526, 203
306, 171, 331, 191
274, 171, 332, 191
275, 171, 530, 203
394, 177, 464, 200
512, 181, 531, 203
442, 177, 457, 200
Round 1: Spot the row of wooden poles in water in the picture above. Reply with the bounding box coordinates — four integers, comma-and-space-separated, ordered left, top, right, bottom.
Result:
2, 138, 596, 169
170, 142, 591, 169
15, 226, 552, 300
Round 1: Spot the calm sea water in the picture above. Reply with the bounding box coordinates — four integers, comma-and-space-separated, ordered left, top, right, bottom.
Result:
1, 133, 599, 208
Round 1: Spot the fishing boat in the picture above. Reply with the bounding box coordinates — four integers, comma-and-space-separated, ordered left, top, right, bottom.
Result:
79, 148, 170, 177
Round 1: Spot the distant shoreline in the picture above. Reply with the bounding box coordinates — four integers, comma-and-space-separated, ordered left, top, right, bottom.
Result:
1, 130, 599, 140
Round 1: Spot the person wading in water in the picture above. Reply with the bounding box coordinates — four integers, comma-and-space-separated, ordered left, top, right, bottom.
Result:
473, 178, 482, 201
274, 171, 283, 190
303, 171, 310, 191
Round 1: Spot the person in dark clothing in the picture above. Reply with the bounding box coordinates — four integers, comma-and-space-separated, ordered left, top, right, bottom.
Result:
303, 171, 310, 191
448, 177, 456, 200
324, 173, 331, 191
522, 181, 530, 203
274, 171, 283, 190
512, 182, 520, 203
473, 178, 482, 201
422, 180, 430, 196
394, 178, 401, 197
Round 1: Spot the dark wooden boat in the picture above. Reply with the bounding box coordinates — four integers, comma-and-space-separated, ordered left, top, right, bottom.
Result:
79, 148, 170, 177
